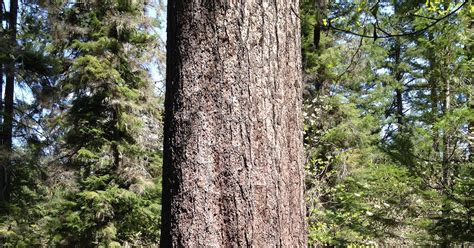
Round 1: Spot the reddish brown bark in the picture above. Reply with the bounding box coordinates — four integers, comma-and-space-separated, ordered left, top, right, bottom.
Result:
161, 0, 306, 246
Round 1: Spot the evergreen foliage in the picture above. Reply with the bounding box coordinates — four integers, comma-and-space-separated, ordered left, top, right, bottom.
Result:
0, 0, 164, 246
302, 0, 473, 246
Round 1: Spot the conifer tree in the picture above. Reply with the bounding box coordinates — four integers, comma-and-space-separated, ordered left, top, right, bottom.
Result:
44, 1, 163, 245
302, 0, 473, 245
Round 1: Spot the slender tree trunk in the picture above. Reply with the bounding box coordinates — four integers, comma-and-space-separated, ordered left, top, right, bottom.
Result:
0, 0, 17, 204
469, 100, 474, 162
0, 0, 3, 113
430, 82, 439, 148
467, 23, 474, 163
440, 72, 452, 248
427, 36, 440, 155
426, 42, 442, 187
313, 0, 328, 49
394, 39, 403, 128
0, 0, 4, 132
161, 1, 306, 246
442, 80, 451, 188
0, 0, 4, 208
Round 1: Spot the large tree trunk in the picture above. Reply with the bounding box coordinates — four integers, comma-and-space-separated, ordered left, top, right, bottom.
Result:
161, 1, 306, 246
0, 0, 17, 205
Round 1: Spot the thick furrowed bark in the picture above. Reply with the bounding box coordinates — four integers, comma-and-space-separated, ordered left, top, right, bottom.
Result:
161, 1, 306, 246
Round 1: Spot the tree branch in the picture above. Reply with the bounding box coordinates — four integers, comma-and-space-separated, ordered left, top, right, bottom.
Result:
292, 1, 468, 39
328, 0, 467, 39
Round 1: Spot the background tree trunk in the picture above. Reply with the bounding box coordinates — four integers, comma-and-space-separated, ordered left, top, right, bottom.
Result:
0, 0, 4, 206
394, 39, 404, 128
0, 0, 17, 205
0, 0, 3, 114
161, 0, 306, 246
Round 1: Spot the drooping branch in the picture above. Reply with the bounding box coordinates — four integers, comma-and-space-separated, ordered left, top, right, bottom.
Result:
292, 0, 468, 40
329, 0, 468, 39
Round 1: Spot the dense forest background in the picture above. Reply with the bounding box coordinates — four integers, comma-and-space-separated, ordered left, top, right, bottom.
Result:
0, 0, 472, 246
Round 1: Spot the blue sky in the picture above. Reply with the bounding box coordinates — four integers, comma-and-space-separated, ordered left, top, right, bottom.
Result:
148, 1, 167, 87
